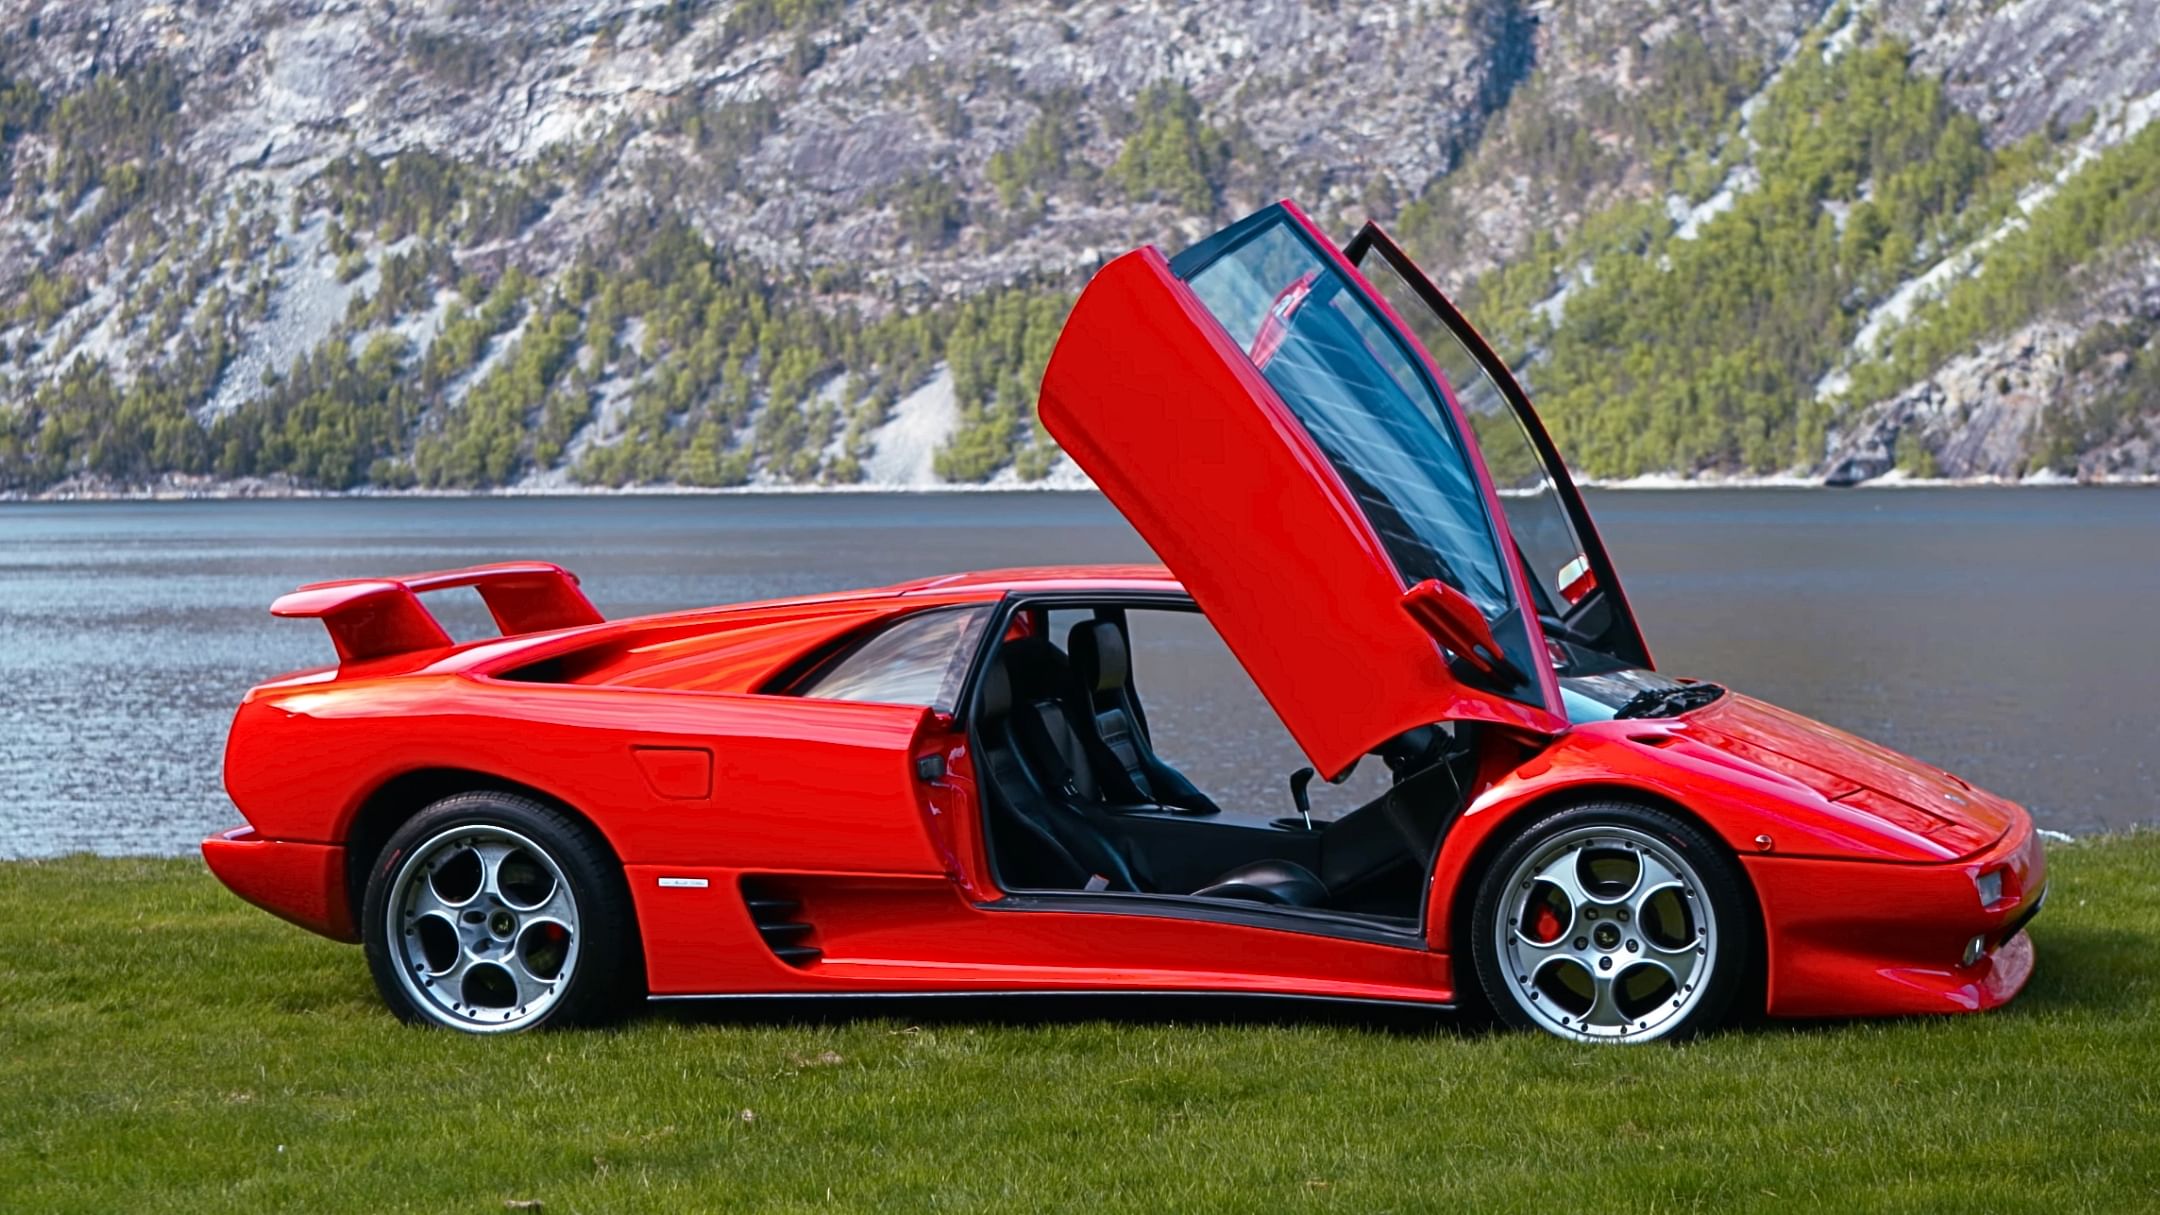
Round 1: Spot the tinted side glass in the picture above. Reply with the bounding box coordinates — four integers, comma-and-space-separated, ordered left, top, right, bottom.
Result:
1357, 256, 1589, 617
1177, 213, 1542, 700
1182, 218, 1512, 616
792, 605, 991, 712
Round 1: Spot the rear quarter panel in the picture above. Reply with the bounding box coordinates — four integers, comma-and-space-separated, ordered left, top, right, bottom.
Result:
224, 676, 943, 874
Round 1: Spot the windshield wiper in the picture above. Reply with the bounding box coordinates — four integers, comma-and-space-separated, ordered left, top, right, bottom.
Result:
1613, 682, 1725, 720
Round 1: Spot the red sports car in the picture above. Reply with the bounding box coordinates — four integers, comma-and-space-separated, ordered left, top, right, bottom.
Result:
207, 202, 2045, 1042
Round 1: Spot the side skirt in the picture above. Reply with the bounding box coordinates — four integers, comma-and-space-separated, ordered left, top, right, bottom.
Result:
647, 988, 1454, 1011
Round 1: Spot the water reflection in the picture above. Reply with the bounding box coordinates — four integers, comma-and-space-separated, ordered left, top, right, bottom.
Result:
0, 488, 2151, 856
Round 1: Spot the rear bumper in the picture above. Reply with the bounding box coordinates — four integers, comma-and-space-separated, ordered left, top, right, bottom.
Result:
201, 826, 358, 943
1746, 818, 2046, 1019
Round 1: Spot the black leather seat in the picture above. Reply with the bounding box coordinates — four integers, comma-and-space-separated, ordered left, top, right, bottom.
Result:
1186, 859, 1329, 906
978, 639, 1151, 891
1067, 620, 1223, 816
975, 637, 1326, 908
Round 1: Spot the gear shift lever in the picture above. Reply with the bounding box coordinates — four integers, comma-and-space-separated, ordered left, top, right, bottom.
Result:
1290, 766, 1316, 831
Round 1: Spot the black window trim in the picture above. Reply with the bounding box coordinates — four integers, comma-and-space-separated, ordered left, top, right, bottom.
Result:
1166, 205, 1514, 611
1341, 221, 1653, 668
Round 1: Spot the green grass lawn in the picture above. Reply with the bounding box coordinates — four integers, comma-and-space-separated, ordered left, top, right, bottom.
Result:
3, 837, 2157, 1213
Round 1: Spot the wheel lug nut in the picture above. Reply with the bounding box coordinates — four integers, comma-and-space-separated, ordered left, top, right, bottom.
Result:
1618, 910, 1630, 922
1598, 957, 1612, 971
1573, 937, 1588, 950
1585, 909, 1598, 920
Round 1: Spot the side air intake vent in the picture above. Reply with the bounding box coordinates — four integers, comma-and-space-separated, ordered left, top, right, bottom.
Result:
742, 881, 819, 967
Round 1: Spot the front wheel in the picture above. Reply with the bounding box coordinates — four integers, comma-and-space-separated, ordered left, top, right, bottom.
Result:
361, 791, 640, 1033
1468, 801, 1752, 1043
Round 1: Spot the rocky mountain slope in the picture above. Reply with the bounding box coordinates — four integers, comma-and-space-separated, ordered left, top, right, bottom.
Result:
2, 0, 2157, 495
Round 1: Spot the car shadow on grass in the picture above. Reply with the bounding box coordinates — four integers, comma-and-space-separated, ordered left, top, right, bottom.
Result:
640, 923, 2139, 1041
1968, 923, 2145, 1014
645, 990, 1485, 1038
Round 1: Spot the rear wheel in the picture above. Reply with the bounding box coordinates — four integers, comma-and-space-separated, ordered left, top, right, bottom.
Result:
361, 792, 639, 1033
1469, 801, 1750, 1043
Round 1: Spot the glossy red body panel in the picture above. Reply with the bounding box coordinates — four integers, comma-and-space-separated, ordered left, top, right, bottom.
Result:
628, 866, 1452, 1001
513, 601, 900, 691
209, 562, 2041, 1021
208, 205, 2043, 1028
272, 561, 602, 664
1271, 201, 1573, 724
1038, 245, 1565, 780
1693, 694, 2018, 855
225, 674, 945, 873
201, 827, 356, 942
1743, 821, 2045, 1016
631, 746, 714, 800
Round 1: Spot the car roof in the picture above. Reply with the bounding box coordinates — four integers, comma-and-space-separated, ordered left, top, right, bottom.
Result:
884, 563, 1184, 598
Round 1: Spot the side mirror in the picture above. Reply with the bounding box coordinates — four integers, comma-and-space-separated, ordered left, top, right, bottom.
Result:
1401, 578, 1519, 683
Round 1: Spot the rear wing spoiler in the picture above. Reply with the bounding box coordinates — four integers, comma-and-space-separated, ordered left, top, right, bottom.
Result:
270, 561, 604, 665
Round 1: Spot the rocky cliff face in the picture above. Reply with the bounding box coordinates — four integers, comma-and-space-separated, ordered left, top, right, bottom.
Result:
5, 0, 1535, 305
1820, 0, 2160, 482
2, 0, 2157, 494
1825, 246, 2160, 483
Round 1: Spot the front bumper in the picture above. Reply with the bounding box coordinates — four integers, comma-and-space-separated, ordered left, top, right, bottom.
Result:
201, 825, 358, 943
1744, 819, 2046, 1019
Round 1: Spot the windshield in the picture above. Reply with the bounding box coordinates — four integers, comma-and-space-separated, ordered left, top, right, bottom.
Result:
1175, 214, 1513, 617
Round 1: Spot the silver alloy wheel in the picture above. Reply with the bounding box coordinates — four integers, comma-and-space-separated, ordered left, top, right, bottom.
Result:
1492, 824, 1717, 1042
386, 824, 581, 1032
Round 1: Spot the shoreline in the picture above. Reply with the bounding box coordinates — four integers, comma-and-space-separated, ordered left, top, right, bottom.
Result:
6, 471, 2158, 503
0, 825, 2100, 864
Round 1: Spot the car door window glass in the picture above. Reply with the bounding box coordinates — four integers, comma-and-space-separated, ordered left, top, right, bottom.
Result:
1355, 257, 1591, 617
1178, 214, 1546, 701
1183, 221, 1513, 618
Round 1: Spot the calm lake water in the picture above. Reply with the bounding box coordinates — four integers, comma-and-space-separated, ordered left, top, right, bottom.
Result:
1, 488, 2154, 857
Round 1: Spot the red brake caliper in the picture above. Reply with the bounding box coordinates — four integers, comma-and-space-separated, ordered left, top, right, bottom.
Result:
1531, 903, 1563, 943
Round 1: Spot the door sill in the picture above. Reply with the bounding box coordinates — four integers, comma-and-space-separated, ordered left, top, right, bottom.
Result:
983, 890, 1427, 948
650, 988, 1453, 1011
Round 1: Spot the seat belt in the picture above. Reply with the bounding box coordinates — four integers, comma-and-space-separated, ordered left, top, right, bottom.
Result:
1022, 697, 1088, 803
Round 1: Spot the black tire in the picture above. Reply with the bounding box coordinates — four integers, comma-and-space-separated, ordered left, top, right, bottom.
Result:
1466, 800, 1753, 1043
361, 791, 641, 1032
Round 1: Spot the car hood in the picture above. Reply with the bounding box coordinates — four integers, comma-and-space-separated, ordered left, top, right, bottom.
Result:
1689, 693, 2020, 858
